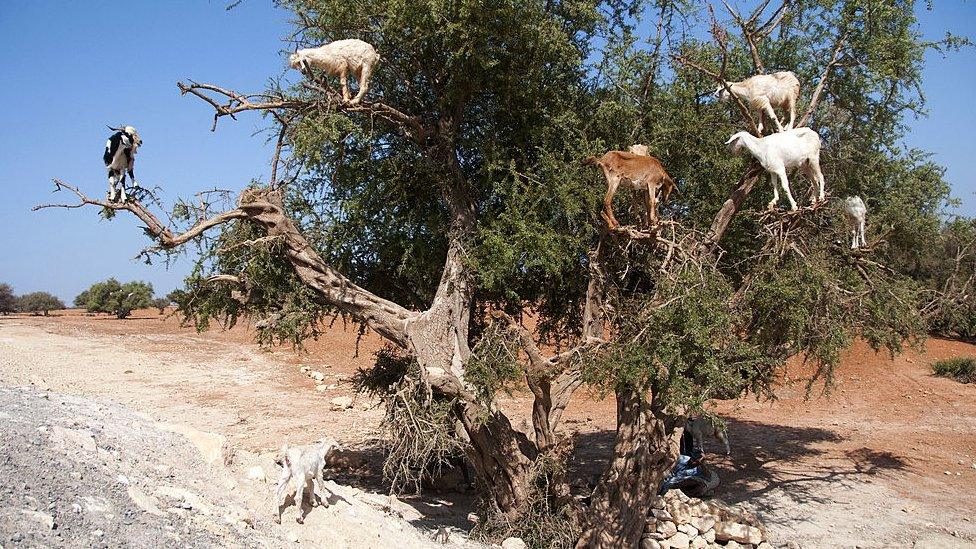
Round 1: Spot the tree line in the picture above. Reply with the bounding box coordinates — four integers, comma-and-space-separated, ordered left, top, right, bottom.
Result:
0, 280, 176, 318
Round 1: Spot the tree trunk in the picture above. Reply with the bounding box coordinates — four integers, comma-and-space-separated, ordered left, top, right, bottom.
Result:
576, 387, 680, 549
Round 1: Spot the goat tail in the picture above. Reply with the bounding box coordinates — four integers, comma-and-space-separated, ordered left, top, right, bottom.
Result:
582, 155, 600, 167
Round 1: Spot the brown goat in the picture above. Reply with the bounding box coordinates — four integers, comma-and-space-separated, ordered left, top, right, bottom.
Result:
584, 148, 676, 229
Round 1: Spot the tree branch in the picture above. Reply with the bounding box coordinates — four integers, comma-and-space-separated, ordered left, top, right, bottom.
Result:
798, 31, 847, 128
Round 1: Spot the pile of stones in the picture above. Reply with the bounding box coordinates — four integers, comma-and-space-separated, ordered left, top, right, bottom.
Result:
642, 489, 771, 549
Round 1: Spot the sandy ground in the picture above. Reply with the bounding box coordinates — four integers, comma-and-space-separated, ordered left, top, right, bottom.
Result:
1, 310, 975, 548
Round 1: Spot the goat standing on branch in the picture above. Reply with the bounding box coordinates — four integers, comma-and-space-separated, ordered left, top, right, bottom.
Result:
843, 195, 868, 249
726, 127, 825, 211
103, 125, 142, 202
584, 147, 677, 229
717, 71, 800, 134
289, 39, 380, 105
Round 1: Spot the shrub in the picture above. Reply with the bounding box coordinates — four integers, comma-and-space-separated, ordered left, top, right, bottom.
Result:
931, 357, 976, 384
151, 297, 171, 314
17, 292, 65, 316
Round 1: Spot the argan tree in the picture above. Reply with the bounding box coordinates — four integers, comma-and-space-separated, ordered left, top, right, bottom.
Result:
77, 278, 154, 319
0, 283, 16, 315
17, 292, 65, 316
38, 0, 966, 546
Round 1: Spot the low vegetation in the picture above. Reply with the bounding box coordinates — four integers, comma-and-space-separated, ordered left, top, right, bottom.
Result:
17, 292, 65, 316
931, 357, 976, 384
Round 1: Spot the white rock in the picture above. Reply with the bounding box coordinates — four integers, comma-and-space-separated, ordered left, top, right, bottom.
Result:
703, 528, 716, 543
714, 521, 763, 545
725, 541, 742, 549
677, 523, 699, 537
667, 532, 691, 549
127, 486, 165, 516
757, 542, 772, 549
22, 510, 54, 530
310, 371, 326, 382
330, 396, 354, 410
300, 366, 310, 373
286, 530, 299, 543
315, 384, 328, 393
691, 515, 716, 533
92, 529, 104, 538
651, 496, 666, 509
657, 521, 678, 537
501, 537, 528, 549
641, 538, 662, 549
246, 465, 266, 482
690, 537, 707, 549
652, 508, 674, 521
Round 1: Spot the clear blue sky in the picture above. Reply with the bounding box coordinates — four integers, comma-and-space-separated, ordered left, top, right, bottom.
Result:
0, 1, 973, 302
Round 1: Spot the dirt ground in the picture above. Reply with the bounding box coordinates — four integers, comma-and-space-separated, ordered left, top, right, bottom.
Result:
1, 309, 975, 548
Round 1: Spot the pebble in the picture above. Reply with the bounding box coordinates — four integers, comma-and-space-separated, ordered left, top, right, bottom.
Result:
286, 531, 299, 543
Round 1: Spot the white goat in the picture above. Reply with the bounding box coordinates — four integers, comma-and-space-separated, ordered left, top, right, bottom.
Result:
717, 71, 800, 133
843, 195, 868, 249
686, 417, 731, 455
274, 438, 342, 524
289, 39, 380, 105
725, 127, 825, 211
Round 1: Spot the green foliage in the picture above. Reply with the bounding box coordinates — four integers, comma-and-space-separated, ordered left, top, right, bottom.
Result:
151, 297, 171, 313
931, 357, 976, 384
465, 321, 523, 405
72, 289, 90, 308
17, 292, 64, 316
79, 278, 154, 319
0, 283, 16, 314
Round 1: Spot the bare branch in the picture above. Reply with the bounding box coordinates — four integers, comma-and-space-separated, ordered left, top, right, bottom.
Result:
798, 32, 847, 128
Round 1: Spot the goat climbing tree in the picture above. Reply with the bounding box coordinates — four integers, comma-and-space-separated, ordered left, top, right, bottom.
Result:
38, 1, 965, 547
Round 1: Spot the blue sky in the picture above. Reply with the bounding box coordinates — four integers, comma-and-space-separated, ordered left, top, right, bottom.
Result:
0, 1, 973, 302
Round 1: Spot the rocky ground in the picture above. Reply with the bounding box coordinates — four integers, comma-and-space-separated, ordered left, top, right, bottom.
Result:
1, 311, 976, 548
0, 385, 483, 548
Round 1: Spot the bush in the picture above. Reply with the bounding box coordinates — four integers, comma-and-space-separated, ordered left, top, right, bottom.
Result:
78, 278, 154, 319
17, 292, 65, 316
931, 357, 976, 384
0, 283, 16, 315
151, 297, 171, 314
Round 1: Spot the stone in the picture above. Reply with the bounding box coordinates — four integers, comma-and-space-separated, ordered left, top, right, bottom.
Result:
641, 539, 662, 549
677, 523, 699, 537
652, 508, 674, 521
757, 543, 772, 549
22, 510, 55, 530
310, 371, 326, 382
657, 521, 678, 537
703, 528, 716, 543
300, 366, 310, 373
645, 518, 658, 532
725, 542, 742, 549
651, 496, 666, 509
714, 521, 763, 545
329, 396, 354, 411
691, 515, 716, 533
670, 502, 694, 524
501, 537, 528, 549
690, 537, 707, 549
160, 424, 226, 465
246, 465, 266, 482
315, 384, 328, 393
127, 486, 165, 516
667, 532, 691, 549
286, 531, 299, 543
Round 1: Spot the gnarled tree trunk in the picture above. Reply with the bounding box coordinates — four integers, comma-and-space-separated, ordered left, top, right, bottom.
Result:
576, 387, 681, 548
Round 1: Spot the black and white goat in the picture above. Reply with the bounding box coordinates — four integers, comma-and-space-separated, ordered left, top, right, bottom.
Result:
103, 125, 143, 202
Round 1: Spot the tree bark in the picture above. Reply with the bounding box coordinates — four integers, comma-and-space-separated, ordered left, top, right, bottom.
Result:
576, 387, 681, 548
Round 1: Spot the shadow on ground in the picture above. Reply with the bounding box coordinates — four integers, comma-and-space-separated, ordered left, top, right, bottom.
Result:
565, 418, 908, 517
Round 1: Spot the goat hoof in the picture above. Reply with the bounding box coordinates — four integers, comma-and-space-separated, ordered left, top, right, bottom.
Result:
273, 516, 281, 524
296, 517, 304, 524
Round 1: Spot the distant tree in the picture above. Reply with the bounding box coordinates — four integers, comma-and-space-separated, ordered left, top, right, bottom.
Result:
0, 283, 16, 315
73, 289, 90, 308
79, 278, 154, 319
151, 297, 171, 315
17, 292, 65, 316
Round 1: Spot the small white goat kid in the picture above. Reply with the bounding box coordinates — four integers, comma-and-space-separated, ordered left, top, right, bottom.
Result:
289, 39, 380, 105
274, 438, 342, 524
717, 71, 800, 133
843, 195, 868, 249
726, 127, 826, 211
